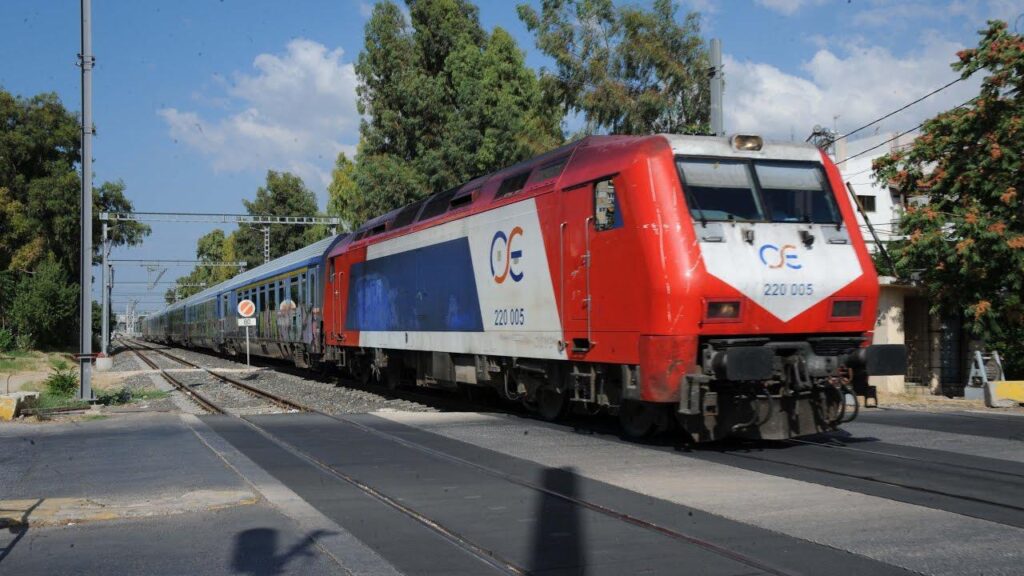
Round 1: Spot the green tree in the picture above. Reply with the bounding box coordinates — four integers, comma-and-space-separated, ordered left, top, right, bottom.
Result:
169, 228, 242, 302
0, 270, 16, 329
0, 88, 149, 348
873, 21, 1024, 377
233, 170, 327, 267
0, 89, 149, 276
326, 152, 360, 231
518, 0, 710, 136
11, 259, 78, 349
335, 0, 561, 227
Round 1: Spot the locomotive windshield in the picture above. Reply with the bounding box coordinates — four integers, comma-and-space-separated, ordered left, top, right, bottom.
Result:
677, 158, 840, 224
676, 159, 764, 221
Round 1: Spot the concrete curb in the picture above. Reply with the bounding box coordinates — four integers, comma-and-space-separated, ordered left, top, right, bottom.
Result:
0, 391, 39, 421
0, 489, 257, 528
180, 413, 404, 576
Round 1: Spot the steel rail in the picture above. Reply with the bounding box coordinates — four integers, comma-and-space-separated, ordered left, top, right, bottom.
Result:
712, 447, 1024, 515
128, 340, 307, 413
785, 437, 1024, 480
123, 341, 224, 414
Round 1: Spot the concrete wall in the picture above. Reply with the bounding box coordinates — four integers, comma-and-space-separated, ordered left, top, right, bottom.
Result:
871, 284, 907, 394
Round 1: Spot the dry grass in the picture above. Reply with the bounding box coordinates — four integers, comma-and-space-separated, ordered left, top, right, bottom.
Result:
876, 390, 1024, 413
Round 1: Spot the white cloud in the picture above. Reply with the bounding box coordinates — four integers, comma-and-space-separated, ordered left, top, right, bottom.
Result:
850, 0, 1024, 29
723, 34, 981, 141
160, 39, 358, 192
754, 0, 827, 16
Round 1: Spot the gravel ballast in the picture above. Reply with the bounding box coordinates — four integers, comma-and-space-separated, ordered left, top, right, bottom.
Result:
114, 340, 437, 415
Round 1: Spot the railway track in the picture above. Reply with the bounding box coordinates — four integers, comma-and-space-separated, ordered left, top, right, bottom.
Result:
691, 434, 1024, 530
117, 339, 801, 576
123, 339, 306, 415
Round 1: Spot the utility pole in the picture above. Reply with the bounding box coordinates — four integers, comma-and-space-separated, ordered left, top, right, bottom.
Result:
263, 226, 271, 264
101, 221, 110, 355
78, 0, 94, 400
709, 38, 724, 136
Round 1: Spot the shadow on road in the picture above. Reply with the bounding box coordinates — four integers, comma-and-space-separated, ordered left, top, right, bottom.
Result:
529, 467, 586, 575
0, 498, 42, 566
231, 528, 332, 576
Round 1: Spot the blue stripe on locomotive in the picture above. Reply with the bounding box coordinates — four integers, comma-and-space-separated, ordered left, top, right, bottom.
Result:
346, 237, 484, 332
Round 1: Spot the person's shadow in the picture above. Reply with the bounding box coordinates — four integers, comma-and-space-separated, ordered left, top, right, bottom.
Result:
528, 467, 586, 575
231, 528, 332, 576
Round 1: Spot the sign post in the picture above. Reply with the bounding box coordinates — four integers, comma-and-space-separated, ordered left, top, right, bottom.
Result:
237, 299, 256, 366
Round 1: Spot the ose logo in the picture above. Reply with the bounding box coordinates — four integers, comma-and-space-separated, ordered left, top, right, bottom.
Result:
491, 227, 524, 283
759, 243, 802, 270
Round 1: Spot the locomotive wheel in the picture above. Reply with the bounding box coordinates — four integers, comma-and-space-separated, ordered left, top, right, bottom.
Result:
535, 387, 567, 422
619, 401, 658, 439
382, 361, 401, 391
352, 357, 380, 386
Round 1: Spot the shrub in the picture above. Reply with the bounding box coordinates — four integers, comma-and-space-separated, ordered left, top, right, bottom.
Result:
97, 387, 132, 406
15, 331, 34, 351
0, 327, 13, 352
44, 359, 79, 397
12, 260, 78, 348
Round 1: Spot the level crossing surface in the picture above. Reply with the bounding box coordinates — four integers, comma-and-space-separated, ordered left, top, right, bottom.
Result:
2, 345, 1022, 576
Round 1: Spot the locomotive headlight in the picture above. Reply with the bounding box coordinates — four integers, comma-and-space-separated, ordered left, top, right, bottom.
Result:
731, 134, 763, 151
707, 300, 741, 320
830, 299, 863, 319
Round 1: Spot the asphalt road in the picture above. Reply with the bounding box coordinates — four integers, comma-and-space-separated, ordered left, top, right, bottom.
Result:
1, 396, 1021, 575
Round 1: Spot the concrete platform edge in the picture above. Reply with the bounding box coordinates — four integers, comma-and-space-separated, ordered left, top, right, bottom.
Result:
180, 413, 403, 576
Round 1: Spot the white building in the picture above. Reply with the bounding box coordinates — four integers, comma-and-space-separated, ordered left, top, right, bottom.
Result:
835, 134, 968, 396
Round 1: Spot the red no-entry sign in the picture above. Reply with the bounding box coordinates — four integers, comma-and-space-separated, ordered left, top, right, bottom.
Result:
237, 299, 256, 318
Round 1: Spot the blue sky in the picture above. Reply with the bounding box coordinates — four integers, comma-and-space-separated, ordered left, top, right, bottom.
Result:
2, 0, 1022, 313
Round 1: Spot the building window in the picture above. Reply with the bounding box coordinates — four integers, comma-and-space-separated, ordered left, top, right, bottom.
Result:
594, 179, 622, 231
856, 195, 877, 213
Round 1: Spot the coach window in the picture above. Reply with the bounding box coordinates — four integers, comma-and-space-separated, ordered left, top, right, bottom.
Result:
309, 269, 317, 305
290, 276, 299, 305
594, 178, 622, 231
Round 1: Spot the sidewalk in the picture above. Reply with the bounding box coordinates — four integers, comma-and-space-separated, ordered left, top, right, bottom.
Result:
0, 412, 343, 575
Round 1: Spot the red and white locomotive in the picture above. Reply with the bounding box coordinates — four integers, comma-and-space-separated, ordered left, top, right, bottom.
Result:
145, 133, 905, 441
318, 134, 905, 440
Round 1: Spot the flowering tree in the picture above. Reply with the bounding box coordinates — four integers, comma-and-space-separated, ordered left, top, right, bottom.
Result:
874, 21, 1024, 376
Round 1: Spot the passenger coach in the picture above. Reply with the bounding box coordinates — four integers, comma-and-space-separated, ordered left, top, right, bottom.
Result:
143, 235, 345, 367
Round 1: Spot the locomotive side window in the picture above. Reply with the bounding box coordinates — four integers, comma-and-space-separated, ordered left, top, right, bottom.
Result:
530, 157, 569, 184
419, 187, 458, 221
677, 159, 764, 222
392, 199, 426, 229
495, 171, 531, 199
594, 179, 622, 231
448, 187, 478, 211
754, 163, 840, 224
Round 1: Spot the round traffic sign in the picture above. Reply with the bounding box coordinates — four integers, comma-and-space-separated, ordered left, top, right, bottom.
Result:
237, 299, 256, 318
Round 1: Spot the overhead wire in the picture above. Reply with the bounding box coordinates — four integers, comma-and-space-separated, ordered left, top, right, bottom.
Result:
835, 95, 977, 166
834, 76, 966, 144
